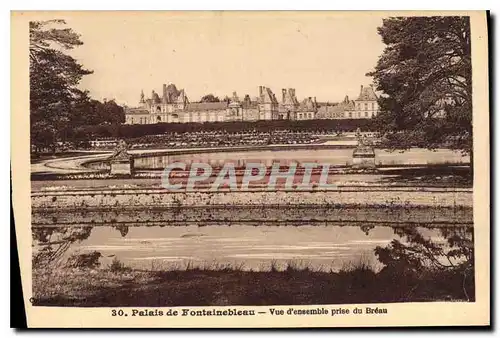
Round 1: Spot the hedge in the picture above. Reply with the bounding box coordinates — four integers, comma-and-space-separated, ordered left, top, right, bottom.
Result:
80, 119, 378, 139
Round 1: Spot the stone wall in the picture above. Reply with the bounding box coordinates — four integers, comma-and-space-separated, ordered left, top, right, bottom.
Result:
32, 205, 472, 227
31, 186, 472, 210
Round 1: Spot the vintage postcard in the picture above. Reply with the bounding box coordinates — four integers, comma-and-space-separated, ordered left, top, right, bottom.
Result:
11, 11, 490, 328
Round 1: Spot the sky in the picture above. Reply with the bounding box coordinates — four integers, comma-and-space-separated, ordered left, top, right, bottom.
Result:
59, 12, 387, 106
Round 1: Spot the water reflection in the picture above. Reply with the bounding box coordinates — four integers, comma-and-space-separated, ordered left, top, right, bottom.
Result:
32, 207, 473, 228
32, 224, 473, 276
87, 148, 469, 170
134, 148, 469, 169
32, 226, 93, 268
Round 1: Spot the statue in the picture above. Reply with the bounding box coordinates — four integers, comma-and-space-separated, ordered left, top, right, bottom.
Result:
352, 128, 376, 169
109, 139, 134, 175
111, 140, 130, 160
355, 127, 374, 148
355, 127, 370, 147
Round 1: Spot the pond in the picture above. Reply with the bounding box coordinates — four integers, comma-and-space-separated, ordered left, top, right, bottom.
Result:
85, 148, 469, 171
33, 224, 473, 272
133, 148, 469, 170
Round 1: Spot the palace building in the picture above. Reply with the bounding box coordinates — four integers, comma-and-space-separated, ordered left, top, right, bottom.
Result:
125, 84, 281, 124
316, 85, 380, 119
124, 83, 375, 124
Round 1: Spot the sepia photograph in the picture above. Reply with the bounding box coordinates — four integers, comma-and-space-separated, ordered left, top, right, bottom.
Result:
11, 10, 490, 328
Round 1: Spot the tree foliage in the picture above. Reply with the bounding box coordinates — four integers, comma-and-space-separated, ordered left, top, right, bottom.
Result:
368, 17, 472, 156
30, 20, 125, 153
30, 20, 92, 152
374, 226, 474, 301
200, 94, 220, 103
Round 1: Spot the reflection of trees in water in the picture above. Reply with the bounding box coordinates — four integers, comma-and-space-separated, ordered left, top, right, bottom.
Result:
374, 227, 473, 271
360, 225, 375, 236
113, 225, 129, 237
371, 226, 474, 301
32, 226, 130, 268
32, 227, 93, 267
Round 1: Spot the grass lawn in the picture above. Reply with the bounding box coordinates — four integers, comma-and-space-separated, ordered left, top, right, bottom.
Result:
33, 261, 474, 307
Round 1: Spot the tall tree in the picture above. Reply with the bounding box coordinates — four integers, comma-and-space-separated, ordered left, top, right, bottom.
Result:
100, 99, 126, 125
30, 20, 92, 153
368, 17, 472, 169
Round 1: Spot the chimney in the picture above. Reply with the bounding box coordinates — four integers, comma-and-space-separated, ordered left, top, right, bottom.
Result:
162, 84, 167, 103
259, 86, 264, 101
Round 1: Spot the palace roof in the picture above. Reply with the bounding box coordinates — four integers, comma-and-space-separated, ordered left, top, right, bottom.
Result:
356, 85, 378, 101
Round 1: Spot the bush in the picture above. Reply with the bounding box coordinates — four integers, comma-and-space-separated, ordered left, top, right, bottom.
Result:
109, 257, 129, 273
64, 251, 102, 269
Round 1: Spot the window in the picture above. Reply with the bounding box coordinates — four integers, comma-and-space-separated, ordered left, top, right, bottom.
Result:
131, 118, 134, 124
371, 102, 375, 110
348, 112, 352, 118
364, 103, 368, 110
365, 112, 368, 117
157, 116, 162, 122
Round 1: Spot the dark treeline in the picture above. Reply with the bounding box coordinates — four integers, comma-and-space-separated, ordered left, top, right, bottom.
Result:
75, 119, 377, 140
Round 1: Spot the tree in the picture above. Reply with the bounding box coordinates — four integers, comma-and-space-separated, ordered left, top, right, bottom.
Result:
100, 99, 126, 125
30, 20, 93, 153
60, 97, 125, 146
368, 17, 472, 171
83, 99, 125, 126
374, 226, 474, 301
200, 94, 220, 102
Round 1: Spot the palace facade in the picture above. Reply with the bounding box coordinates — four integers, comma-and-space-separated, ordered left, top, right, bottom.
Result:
316, 85, 380, 119
124, 83, 378, 124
